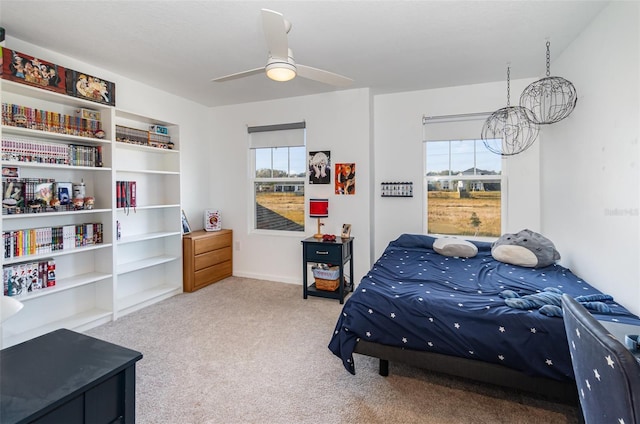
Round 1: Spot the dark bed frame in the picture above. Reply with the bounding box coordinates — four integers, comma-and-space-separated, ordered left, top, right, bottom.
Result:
354, 340, 579, 405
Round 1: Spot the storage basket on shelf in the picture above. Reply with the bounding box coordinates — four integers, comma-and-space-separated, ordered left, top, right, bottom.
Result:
312, 266, 340, 291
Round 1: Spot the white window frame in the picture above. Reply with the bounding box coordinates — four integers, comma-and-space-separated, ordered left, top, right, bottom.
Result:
422, 113, 507, 241
248, 122, 306, 235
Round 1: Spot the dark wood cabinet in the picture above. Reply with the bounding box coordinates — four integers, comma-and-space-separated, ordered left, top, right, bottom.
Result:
0, 329, 142, 424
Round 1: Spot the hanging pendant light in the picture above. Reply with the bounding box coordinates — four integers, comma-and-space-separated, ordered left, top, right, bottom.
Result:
481, 66, 539, 156
520, 41, 578, 124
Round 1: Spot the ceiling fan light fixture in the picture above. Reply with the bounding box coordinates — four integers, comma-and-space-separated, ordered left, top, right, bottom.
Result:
265, 61, 296, 82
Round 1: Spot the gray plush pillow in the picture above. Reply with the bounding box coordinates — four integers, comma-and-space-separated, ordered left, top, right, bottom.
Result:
491, 229, 561, 268
433, 237, 478, 258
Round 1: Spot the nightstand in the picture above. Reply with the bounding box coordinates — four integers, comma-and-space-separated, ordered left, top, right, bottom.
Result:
301, 236, 354, 304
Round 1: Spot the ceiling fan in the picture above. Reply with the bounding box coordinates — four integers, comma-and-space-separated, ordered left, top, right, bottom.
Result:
211, 9, 353, 87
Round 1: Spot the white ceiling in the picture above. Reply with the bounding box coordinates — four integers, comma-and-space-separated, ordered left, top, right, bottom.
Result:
0, 0, 609, 108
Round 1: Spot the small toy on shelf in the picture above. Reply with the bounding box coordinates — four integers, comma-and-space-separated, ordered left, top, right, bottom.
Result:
83, 196, 95, 210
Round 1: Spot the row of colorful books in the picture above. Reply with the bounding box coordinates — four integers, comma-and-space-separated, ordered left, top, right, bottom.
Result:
2, 135, 104, 167
3, 258, 56, 297
3, 223, 103, 259
2, 102, 103, 139
116, 180, 136, 209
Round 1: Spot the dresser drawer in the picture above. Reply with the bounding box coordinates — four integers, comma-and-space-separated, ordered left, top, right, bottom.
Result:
194, 231, 232, 255
304, 243, 342, 264
194, 261, 232, 288
195, 246, 232, 270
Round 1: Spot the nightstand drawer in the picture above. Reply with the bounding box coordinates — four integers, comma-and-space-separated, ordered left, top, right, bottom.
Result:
304, 243, 342, 263
194, 232, 232, 255
195, 246, 232, 270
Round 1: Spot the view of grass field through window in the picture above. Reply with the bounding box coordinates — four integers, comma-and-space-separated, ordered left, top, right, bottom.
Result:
426, 139, 502, 237
254, 146, 306, 231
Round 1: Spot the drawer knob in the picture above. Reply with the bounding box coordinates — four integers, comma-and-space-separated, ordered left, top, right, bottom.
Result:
315, 250, 329, 255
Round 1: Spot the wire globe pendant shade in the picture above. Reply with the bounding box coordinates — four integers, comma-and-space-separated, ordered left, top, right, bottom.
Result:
481, 106, 539, 156
519, 41, 578, 124
481, 66, 539, 156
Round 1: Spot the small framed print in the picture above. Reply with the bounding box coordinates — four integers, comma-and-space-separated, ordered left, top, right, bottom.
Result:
341, 224, 352, 239
181, 209, 192, 234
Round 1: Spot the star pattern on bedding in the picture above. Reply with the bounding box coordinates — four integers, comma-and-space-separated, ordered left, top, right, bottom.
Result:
328, 234, 640, 382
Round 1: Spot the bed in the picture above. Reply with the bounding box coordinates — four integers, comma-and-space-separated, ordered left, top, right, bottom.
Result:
328, 233, 640, 403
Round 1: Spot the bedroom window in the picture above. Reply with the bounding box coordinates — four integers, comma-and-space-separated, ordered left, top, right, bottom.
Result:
249, 122, 306, 232
424, 138, 504, 238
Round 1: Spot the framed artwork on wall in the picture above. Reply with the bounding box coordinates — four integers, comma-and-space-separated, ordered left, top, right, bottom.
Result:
308, 151, 331, 184
335, 163, 355, 195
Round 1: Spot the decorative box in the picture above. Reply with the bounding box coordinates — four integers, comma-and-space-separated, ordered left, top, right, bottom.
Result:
1, 47, 67, 94
66, 69, 116, 106
204, 209, 221, 232
150, 125, 168, 135
75, 108, 101, 122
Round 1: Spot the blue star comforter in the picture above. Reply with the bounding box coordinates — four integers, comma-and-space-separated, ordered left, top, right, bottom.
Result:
328, 233, 640, 382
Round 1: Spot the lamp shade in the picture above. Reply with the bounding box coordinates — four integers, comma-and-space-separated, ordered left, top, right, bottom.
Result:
309, 198, 329, 218
1, 296, 24, 322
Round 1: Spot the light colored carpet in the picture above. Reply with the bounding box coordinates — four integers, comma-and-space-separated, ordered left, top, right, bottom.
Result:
86, 277, 580, 424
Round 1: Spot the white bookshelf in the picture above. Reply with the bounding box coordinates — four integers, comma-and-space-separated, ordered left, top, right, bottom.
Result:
0, 79, 183, 347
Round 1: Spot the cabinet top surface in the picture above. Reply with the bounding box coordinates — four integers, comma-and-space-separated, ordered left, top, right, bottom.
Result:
184, 229, 232, 239
302, 236, 353, 245
0, 328, 143, 422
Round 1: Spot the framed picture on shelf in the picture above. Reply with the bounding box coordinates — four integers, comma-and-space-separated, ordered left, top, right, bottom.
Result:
341, 224, 352, 239
66, 69, 116, 106
1, 48, 67, 94
181, 209, 191, 234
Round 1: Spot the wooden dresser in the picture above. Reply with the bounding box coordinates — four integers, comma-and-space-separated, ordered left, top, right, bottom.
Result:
183, 229, 233, 292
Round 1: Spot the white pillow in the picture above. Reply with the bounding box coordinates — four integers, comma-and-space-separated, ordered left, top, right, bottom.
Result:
433, 237, 478, 258
491, 245, 538, 267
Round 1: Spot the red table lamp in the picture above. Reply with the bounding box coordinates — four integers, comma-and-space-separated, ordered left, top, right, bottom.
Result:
309, 198, 329, 239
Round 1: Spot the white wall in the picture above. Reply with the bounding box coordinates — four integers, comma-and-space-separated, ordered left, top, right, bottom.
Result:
3, 37, 212, 224
209, 89, 372, 284
372, 79, 541, 259
541, 2, 640, 314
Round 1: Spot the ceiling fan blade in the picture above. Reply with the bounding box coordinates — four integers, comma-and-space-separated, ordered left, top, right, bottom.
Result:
261, 8, 288, 59
297, 64, 354, 87
211, 67, 265, 82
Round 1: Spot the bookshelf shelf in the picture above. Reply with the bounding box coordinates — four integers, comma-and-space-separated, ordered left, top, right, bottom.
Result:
117, 255, 178, 275
2, 243, 113, 265
3, 208, 112, 219
118, 231, 181, 245
2, 125, 112, 146
116, 284, 180, 316
3, 308, 113, 347
1, 78, 182, 348
10, 271, 112, 301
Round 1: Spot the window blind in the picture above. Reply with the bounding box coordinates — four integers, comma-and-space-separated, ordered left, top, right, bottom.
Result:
422, 112, 491, 142
248, 121, 306, 149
